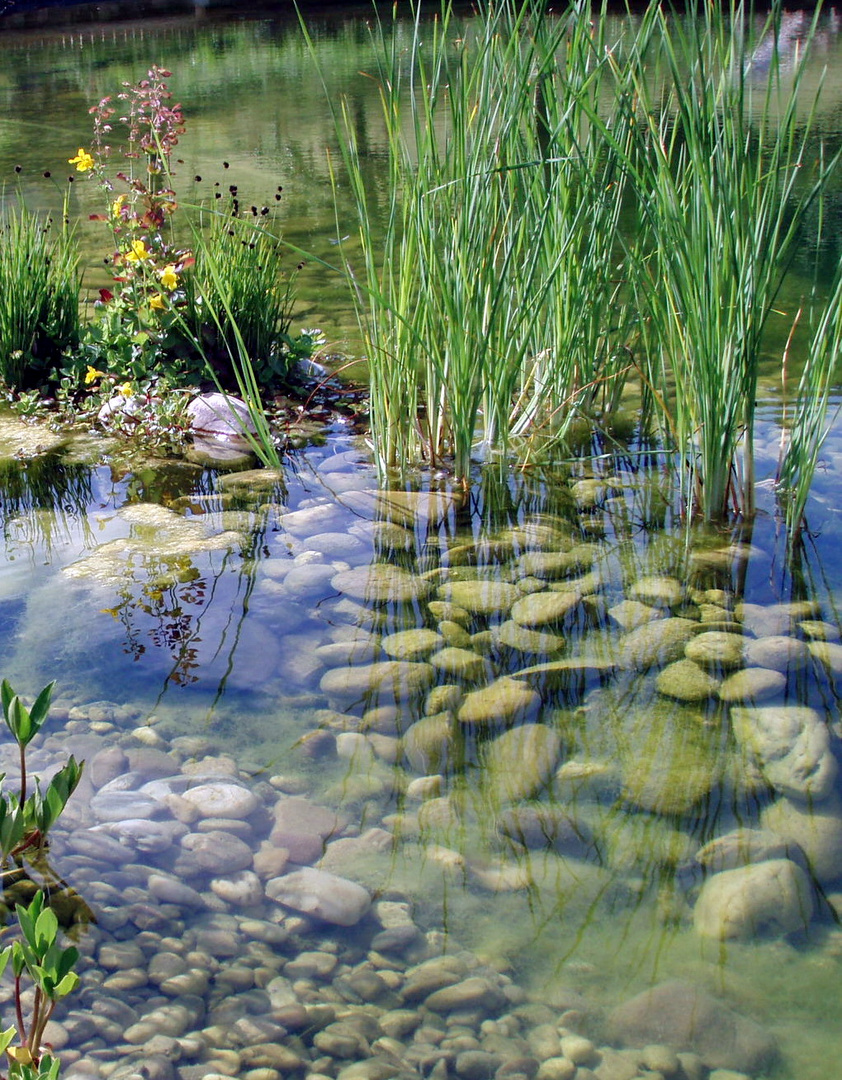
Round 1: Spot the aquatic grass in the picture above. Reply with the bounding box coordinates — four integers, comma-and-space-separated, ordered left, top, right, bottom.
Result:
0, 202, 80, 389
308, 0, 645, 482
612, 0, 839, 521
179, 205, 301, 388
777, 279, 842, 542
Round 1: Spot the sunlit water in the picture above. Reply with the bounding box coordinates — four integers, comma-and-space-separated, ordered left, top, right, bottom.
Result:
0, 7, 841, 1080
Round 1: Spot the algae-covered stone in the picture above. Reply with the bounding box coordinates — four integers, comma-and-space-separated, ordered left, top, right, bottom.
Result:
381, 628, 445, 660
718, 668, 786, 704
482, 724, 562, 802
798, 619, 840, 642
761, 792, 842, 884
402, 713, 458, 773
656, 659, 720, 702
491, 620, 565, 656
684, 630, 745, 669
807, 639, 842, 676
693, 859, 814, 940
338, 488, 462, 528
320, 661, 435, 708
514, 548, 594, 580
608, 599, 663, 630
430, 647, 489, 681
332, 565, 432, 605
510, 591, 581, 629
731, 704, 838, 801
617, 617, 699, 670
628, 576, 685, 608
497, 804, 595, 857
607, 981, 778, 1074
743, 635, 811, 673
437, 580, 522, 618
457, 677, 540, 726
510, 656, 616, 694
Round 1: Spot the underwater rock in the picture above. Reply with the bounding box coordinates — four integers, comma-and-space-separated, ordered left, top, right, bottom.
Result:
509, 656, 617, 694
617, 618, 699, 670
270, 797, 343, 865
496, 804, 595, 858
457, 677, 540, 727
438, 580, 523, 618
695, 827, 804, 873
338, 488, 462, 528
655, 659, 720, 702
482, 724, 561, 802
761, 792, 842, 885
742, 634, 811, 673
735, 600, 820, 637
693, 859, 814, 940
683, 630, 745, 670
381, 628, 445, 661
265, 867, 372, 926
403, 712, 458, 774
514, 548, 594, 580
607, 599, 663, 630
717, 667, 786, 704
628, 575, 685, 608
320, 660, 436, 709
510, 591, 581, 629
606, 980, 778, 1073
332, 564, 433, 604
730, 704, 838, 801
491, 620, 565, 656
430, 646, 488, 680
180, 781, 259, 820
280, 502, 348, 537
807, 639, 842, 677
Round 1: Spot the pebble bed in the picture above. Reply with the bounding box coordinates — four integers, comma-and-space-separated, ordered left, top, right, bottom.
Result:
2, 445, 842, 1080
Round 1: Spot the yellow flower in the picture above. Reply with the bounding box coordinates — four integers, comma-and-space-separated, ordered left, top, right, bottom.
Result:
84, 365, 105, 385
110, 194, 127, 219
118, 382, 134, 398
68, 148, 95, 172
124, 239, 151, 263
149, 293, 166, 310
159, 264, 178, 290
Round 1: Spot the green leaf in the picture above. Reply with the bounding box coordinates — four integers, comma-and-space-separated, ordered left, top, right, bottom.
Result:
6, 697, 32, 746
1, 680, 15, 717
33, 907, 58, 951
27, 682, 54, 734
53, 970, 78, 999
0, 1026, 17, 1055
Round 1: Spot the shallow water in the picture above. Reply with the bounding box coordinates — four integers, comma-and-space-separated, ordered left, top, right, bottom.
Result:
1, 6, 842, 1080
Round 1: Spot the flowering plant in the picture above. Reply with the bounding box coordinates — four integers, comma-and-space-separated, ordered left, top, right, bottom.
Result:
70, 66, 195, 390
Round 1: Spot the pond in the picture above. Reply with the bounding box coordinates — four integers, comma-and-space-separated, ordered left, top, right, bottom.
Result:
0, 6, 841, 1080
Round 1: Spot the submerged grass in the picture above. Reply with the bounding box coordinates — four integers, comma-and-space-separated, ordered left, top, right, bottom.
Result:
309, 0, 842, 537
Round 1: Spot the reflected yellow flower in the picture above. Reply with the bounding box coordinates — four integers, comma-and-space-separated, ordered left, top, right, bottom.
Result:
68, 148, 95, 172
149, 293, 166, 310
159, 264, 178, 290
84, 365, 105, 385
124, 239, 151, 263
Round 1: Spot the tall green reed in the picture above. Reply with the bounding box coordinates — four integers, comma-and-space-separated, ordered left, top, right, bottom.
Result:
777, 280, 842, 543
0, 203, 80, 389
311, 0, 636, 482
612, 0, 837, 521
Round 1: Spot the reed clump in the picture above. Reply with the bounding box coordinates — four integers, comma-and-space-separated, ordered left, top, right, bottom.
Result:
318, 0, 841, 532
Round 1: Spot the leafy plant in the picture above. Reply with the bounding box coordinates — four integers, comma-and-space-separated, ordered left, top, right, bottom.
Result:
0, 892, 78, 1079
0, 681, 83, 1080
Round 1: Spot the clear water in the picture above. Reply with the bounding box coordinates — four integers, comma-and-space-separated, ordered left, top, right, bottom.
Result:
0, 8, 841, 1080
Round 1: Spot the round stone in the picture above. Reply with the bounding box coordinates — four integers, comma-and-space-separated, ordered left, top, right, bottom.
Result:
381, 628, 445, 660
437, 580, 522, 617
457, 678, 540, 726
742, 635, 811, 673
684, 631, 745, 669
181, 782, 259, 820
430, 647, 489, 680
656, 659, 720, 701
332, 565, 432, 604
628, 576, 685, 607
718, 668, 787, 703
510, 591, 580, 629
